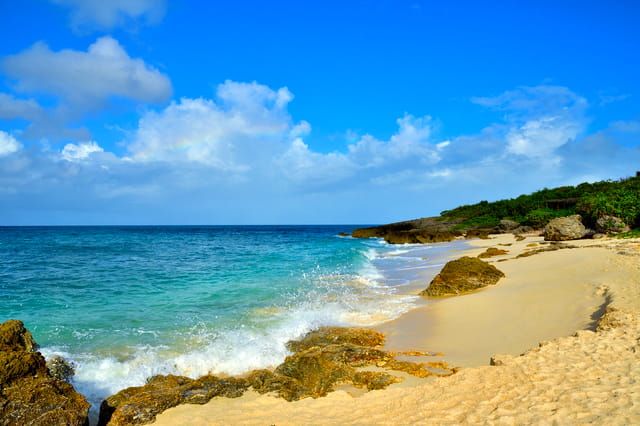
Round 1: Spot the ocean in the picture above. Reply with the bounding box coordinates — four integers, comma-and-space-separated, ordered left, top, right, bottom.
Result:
0, 225, 465, 411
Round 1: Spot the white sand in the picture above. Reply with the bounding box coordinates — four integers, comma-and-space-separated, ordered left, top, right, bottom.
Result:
154, 235, 640, 425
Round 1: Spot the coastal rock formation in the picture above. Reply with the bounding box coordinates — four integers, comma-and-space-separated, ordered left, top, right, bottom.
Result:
421, 257, 505, 297
477, 247, 508, 258
543, 215, 587, 241
351, 218, 463, 244
99, 327, 456, 424
0, 319, 90, 426
595, 215, 630, 234
98, 375, 249, 426
498, 219, 519, 231
46, 355, 76, 382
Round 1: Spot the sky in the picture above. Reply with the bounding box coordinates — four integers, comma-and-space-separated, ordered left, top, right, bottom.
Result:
0, 0, 639, 225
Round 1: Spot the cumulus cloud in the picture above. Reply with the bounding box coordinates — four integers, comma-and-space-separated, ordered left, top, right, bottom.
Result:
61, 141, 104, 161
0, 131, 22, 157
126, 81, 297, 170
1, 82, 638, 225
52, 0, 167, 32
2, 36, 172, 110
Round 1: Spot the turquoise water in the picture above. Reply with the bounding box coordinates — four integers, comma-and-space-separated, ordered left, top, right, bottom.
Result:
0, 226, 463, 410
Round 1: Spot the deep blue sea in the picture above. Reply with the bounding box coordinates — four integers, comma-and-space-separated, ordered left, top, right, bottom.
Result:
0, 226, 464, 410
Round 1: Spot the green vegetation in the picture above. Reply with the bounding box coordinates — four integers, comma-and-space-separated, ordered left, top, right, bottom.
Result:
615, 229, 640, 239
440, 175, 640, 231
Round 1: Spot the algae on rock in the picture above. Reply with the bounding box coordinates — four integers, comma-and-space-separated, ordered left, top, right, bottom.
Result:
0, 319, 90, 426
421, 256, 505, 297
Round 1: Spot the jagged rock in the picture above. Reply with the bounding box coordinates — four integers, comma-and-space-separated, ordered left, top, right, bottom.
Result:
477, 247, 508, 258
498, 219, 519, 231
543, 215, 587, 241
595, 215, 630, 234
46, 355, 76, 382
421, 257, 504, 297
0, 320, 38, 352
0, 320, 89, 426
98, 375, 249, 426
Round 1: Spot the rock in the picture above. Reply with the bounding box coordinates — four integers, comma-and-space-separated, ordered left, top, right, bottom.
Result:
498, 219, 519, 231
98, 375, 249, 426
465, 229, 491, 239
512, 225, 534, 234
592, 233, 606, 239
477, 247, 508, 258
0, 319, 38, 352
287, 327, 385, 353
421, 257, 505, 297
543, 215, 587, 241
0, 319, 90, 426
595, 215, 630, 234
46, 355, 76, 382
383, 229, 456, 244
337, 232, 349, 237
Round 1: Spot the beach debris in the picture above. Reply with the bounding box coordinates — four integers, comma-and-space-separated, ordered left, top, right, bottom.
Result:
477, 247, 509, 258
420, 257, 505, 297
46, 355, 76, 382
543, 215, 587, 241
595, 215, 630, 235
0, 319, 89, 426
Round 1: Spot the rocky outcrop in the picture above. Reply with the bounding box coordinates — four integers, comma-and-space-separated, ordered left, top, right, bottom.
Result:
0, 320, 89, 426
98, 327, 456, 425
595, 215, 630, 234
543, 215, 587, 241
498, 219, 519, 231
98, 375, 249, 426
421, 257, 505, 297
477, 247, 508, 259
351, 217, 463, 244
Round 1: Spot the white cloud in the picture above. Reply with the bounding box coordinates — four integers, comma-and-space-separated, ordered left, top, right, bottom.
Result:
0, 131, 22, 157
1, 82, 638, 225
52, 0, 166, 32
61, 141, 104, 161
0, 93, 42, 121
126, 81, 297, 170
470, 85, 587, 158
2, 36, 172, 110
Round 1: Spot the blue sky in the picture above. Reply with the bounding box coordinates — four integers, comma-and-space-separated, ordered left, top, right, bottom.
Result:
0, 0, 639, 225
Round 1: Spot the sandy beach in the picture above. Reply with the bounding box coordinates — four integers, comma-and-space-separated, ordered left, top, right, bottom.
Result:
154, 234, 640, 425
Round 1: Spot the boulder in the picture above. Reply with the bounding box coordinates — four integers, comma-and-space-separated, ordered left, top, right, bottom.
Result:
543, 215, 587, 241
0, 319, 89, 426
421, 257, 505, 297
498, 219, 519, 231
595, 215, 630, 234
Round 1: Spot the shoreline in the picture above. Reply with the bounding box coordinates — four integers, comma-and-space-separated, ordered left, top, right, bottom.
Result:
153, 233, 640, 424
